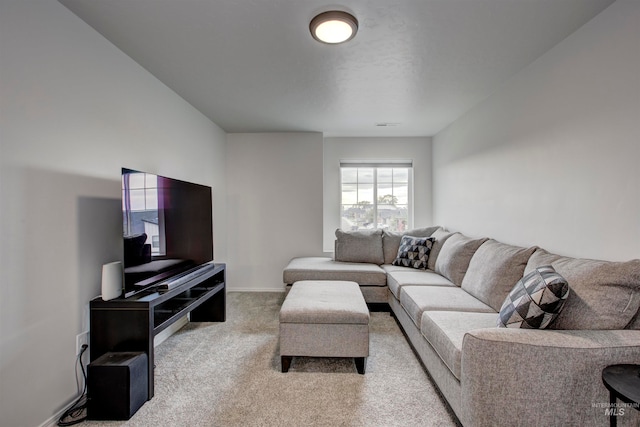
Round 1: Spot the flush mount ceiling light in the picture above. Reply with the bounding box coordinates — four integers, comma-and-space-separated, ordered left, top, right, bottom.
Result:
310, 11, 358, 44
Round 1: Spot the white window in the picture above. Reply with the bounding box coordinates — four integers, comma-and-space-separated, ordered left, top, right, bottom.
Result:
122, 172, 164, 255
340, 162, 413, 232
123, 172, 158, 213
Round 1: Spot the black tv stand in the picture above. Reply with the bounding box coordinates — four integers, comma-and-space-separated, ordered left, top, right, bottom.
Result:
90, 263, 226, 400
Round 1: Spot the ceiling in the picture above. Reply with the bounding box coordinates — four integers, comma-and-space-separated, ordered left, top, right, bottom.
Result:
58, 0, 615, 137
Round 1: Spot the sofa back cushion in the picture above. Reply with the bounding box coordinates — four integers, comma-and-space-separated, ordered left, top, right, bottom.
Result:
525, 248, 640, 330
334, 228, 384, 264
382, 226, 440, 264
435, 233, 488, 286
461, 239, 537, 311
427, 228, 454, 271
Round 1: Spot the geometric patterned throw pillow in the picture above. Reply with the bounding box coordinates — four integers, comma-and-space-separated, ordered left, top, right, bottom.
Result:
392, 236, 435, 270
497, 265, 570, 329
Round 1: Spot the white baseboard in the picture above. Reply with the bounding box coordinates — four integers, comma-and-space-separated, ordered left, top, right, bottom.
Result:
42, 406, 70, 427
227, 287, 286, 293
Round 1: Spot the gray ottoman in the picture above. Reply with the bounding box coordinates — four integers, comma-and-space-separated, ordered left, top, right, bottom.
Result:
279, 280, 370, 374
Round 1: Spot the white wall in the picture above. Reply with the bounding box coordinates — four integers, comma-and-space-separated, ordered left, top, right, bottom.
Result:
323, 137, 433, 252
432, 0, 640, 261
0, 1, 227, 426
226, 132, 324, 291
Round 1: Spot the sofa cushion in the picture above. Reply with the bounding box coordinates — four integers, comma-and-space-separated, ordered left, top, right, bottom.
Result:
335, 229, 384, 265
283, 257, 387, 286
382, 226, 440, 264
498, 265, 570, 329
386, 269, 455, 300
427, 228, 454, 271
392, 236, 435, 270
525, 249, 640, 330
381, 264, 414, 273
461, 239, 537, 311
420, 311, 498, 380
400, 286, 495, 328
435, 233, 488, 286
626, 313, 640, 330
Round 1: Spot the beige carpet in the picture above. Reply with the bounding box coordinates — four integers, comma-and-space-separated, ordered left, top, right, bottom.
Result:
84, 292, 459, 426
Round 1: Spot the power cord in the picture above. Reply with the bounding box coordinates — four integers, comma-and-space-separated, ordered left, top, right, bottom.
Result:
57, 344, 89, 426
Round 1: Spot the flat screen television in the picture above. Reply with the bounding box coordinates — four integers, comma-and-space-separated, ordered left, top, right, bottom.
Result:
121, 168, 213, 296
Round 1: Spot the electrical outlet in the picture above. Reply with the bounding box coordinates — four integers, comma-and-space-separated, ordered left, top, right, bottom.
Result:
76, 331, 89, 355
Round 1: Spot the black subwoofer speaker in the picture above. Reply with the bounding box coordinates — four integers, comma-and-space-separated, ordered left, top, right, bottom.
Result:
87, 352, 148, 420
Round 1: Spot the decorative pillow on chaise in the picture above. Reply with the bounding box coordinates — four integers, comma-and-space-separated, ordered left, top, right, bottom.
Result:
497, 265, 570, 329
392, 236, 435, 270
334, 228, 385, 265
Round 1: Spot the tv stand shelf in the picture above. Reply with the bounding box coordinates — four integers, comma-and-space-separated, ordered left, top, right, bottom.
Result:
90, 263, 226, 399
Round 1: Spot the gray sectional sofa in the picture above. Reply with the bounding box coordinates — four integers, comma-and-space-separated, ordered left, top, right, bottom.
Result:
283, 227, 640, 427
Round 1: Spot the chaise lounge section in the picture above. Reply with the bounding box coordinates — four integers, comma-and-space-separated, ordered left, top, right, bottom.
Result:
283, 227, 640, 426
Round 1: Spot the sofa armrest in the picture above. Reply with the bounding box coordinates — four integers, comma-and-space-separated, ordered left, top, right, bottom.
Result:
461, 328, 640, 427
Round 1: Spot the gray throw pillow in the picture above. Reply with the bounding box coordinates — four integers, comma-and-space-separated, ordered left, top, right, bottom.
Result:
525, 249, 640, 330
434, 233, 488, 286
382, 226, 440, 264
461, 239, 537, 311
392, 236, 435, 270
497, 265, 570, 329
427, 228, 454, 271
334, 228, 384, 264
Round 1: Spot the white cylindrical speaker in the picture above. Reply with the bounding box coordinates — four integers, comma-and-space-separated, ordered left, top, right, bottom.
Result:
101, 261, 123, 301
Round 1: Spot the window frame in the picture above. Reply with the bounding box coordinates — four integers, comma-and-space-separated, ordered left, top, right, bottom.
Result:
339, 161, 414, 232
